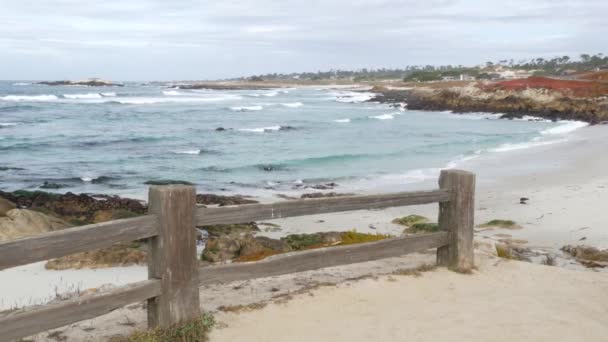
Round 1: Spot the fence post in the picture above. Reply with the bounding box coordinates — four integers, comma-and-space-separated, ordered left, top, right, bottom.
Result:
147, 185, 200, 327
436, 169, 475, 271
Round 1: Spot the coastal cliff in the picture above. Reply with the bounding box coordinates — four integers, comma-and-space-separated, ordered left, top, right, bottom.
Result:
370, 77, 608, 123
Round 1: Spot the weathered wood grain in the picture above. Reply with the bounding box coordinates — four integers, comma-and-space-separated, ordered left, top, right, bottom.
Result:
0, 279, 161, 342
0, 215, 158, 271
436, 170, 475, 270
198, 232, 448, 286
147, 186, 200, 328
195, 189, 449, 226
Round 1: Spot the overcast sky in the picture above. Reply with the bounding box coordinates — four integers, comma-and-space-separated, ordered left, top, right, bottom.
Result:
0, 0, 606, 81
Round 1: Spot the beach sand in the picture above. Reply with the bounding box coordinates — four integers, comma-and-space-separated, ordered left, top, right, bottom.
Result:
4, 125, 608, 341
210, 256, 608, 342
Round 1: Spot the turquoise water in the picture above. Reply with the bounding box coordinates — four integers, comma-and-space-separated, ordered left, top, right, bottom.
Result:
0, 81, 579, 198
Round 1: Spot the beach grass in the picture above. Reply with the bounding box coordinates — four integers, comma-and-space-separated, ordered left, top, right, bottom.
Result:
111, 313, 215, 342
479, 219, 520, 229
404, 223, 439, 234
495, 244, 513, 259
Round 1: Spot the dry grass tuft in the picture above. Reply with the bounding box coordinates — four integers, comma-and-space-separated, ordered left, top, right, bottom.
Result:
111, 314, 215, 342
392, 264, 437, 277
479, 219, 520, 229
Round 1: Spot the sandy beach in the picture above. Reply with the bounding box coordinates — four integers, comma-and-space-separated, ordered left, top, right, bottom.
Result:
211, 256, 608, 342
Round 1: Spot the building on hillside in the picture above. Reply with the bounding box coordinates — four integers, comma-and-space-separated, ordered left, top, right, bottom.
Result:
496, 70, 534, 80
441, 76, 457, 81
459, 74, 476, 81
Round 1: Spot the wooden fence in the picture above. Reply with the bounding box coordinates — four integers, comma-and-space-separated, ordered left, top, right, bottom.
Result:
0, 169, 475, 341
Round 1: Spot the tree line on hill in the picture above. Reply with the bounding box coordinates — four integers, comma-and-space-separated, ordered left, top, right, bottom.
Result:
238, 53, 608, 82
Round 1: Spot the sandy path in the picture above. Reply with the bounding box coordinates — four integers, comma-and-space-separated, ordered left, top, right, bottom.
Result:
211, 256, 608, 342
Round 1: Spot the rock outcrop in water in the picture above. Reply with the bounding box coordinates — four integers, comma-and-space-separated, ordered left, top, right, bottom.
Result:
369, 78, 608, 123
37, 79, 123, 87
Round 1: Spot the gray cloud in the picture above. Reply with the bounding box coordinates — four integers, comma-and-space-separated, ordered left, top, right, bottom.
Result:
0, 0, 605, 80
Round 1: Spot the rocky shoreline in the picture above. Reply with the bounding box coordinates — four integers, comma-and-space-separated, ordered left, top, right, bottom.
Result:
368, 79, 608, 124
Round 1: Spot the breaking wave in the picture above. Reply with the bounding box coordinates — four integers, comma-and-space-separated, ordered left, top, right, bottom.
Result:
230, 105, 264, 112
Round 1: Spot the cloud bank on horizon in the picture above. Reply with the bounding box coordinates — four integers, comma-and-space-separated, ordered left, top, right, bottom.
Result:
0, 0, 606, 81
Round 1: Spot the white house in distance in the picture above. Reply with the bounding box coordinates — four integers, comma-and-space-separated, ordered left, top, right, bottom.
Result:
459, 74, 475, 81
489, 66, 535, 80
441, 74, 476, 81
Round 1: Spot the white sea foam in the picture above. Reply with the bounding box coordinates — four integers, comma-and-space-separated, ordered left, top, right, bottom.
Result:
63, 93, 103, 99
1, 94, 59, 101
80, 176, 94, 182
333, 91, 375, 103
100, 92, 117, 97
12, 82, 30, 86
369, 113, 394, 120
281, 102, 303, 108
334, 118, 351, 123
115, 95, 243, 104
263, 91, 279, 97
378, 168, 442, 185
540, 121, 589, 135
173, 149, 201, 155
513, 115, 551, 122
490, 139, 568, 153
447, 113, 502, 120
230, 105, 263, 112
0, 123, 18, 127
162, 90, 183, 96
238, 125, 281, 133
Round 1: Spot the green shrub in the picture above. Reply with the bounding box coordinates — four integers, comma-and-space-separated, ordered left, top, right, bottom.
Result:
282, 234, 325, 250
479, 220, 519, 229
404, 223, 439, 234
339, 231, 392, 245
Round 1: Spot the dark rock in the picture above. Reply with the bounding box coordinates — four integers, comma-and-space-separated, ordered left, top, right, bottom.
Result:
307, 182, 339, 190
196, 193, 258, 206
520, 197, 529, 204
257, 164, 287, 172
0, 166, 25, 171
561, 245, 608, 268
0, 190, 146, 225
368, 86, 608, 124
199, 222, 260, 238
144, 180, 194, 185
202, 233, 291, 263
215, 127, 227, 131
40, 181, 69, 189
301, 192, 353, 199
37, 80, 124, 87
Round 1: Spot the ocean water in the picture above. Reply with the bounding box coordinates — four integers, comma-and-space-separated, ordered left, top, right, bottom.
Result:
0, 81, 585, 199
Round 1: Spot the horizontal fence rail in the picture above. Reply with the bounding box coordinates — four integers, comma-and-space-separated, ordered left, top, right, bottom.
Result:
0, 214, 158, 271
0, 170, 475, 342
198, 232, 449, 286
196, 189, 450, 225
0, 280, 161, 342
